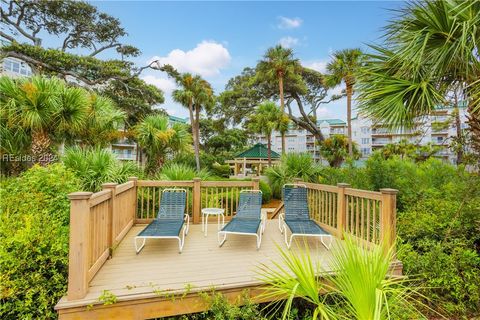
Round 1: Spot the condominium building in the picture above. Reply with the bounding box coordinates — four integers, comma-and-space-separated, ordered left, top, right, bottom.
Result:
351, 105, 469, 163
254, 106, 468, 164
255, 119, 347, 161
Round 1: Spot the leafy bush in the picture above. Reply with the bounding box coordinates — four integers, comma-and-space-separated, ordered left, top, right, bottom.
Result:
259, 180, 272, 204
0, 164, 80, 319
397, 177, 480, 317
165, 291, 266, 320
63, 146, 141, 191
265, 153, 321, 198
156, 163, 211, 181
211, 162, 231, 178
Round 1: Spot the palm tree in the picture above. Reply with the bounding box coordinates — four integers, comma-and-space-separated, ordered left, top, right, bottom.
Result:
256, 45, 302, 154
248, 101, 285, 166
357, 0, 480, 158
161, 65, 215, 171
134, 114, 192, 174
326, 48, 363, 156
79, 93, 125, 147
319, 135, 360, 167
0, 76, 89, 165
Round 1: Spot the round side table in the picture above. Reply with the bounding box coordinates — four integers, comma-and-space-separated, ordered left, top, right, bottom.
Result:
201, 208, 225, 237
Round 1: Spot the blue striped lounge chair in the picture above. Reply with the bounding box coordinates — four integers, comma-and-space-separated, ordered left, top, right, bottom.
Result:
218, 190, 265, 250
134, 189, 189, 254
279, 184, 333, 249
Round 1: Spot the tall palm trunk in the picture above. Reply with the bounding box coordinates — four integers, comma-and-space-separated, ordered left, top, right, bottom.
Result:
453, 103, 463, 165
31, 129, 53, 166
187, 100, 200, 171
279, 74, 286, 155
267, 133, 272, 166
346, 84, 353, 156
194, 106, 201, 171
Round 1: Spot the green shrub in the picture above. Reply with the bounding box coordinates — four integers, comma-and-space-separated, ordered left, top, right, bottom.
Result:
63, 146, 141, 192
211, 162, 231, 178
265, 153, 321, 198
156, 163, 211, 181
259, 180, 272, 204
0, 164, 80, 319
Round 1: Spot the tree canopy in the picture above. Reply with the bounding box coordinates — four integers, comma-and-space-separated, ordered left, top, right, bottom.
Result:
1, 0, 164, 126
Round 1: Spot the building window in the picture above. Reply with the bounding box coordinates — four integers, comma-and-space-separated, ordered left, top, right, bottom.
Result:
361, 127, 370, 134
361, 148, 371, 156
361, 138, 370, 144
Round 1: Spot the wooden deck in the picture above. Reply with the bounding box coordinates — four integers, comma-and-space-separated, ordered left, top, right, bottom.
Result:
56, 220, 344, 319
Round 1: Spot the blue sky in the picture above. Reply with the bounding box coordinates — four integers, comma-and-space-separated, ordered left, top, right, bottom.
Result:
90, 1, 405, 121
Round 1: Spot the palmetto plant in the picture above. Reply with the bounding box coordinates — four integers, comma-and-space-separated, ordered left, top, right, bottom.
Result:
0, 76, 125, 166
247, 101, 287, 166
357, 0, 480, 155
134, 114, 192, 174
259, 236, 427, 320
63, 146, 140, 192
326, 49, 363, 157
257, 45, 303, 154
265, 153, 321, 198
156, 162, 211, 181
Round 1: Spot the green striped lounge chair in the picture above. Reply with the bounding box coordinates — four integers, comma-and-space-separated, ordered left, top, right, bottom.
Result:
134, 189, 189, 254
279, 184, 333, 250
218, 190, 265, 250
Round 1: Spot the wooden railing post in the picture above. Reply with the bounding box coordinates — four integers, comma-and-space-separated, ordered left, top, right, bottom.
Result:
336, 183, 350, 239
67, 191, 93, 300
193, 177, 201, 224
380, 188, 398, 251
252, 177, 260, 190
102, 183, 118, 254
129, 177, 138, 223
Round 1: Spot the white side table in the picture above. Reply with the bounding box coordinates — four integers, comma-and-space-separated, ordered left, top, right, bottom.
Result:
201, 208, 225, 237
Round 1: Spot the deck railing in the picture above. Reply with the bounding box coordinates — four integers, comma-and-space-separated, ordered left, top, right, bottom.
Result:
67, 179, 137, 300
297, 179, 397, 248
66, 177, 396, 300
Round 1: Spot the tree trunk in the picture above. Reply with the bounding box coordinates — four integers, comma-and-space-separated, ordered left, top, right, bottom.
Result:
346, 84, 353, 156
267, 133, 272, 166
453, 103, 463, 165
194, 105, 201, 171
31, 130, 53, 166
279, 74, 286, 155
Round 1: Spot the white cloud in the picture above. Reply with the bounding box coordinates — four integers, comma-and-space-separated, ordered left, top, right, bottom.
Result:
279, 36, 299, 48
149, 41, 231, 78
317, 107, 330, 118
303, 60, 328, 73
277, 16, 303, 29
141, 75, 177, 94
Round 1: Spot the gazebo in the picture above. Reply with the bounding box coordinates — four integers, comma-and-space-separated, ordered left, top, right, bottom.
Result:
226, 143, 280, 177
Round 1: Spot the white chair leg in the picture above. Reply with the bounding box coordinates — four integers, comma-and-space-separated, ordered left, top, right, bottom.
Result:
184, 214, 190, 235
321, 236, 333, 250
135, 237, 146, 254
256, 229, 262, 250
218, 232, 227, 247
287, 234, 295, 249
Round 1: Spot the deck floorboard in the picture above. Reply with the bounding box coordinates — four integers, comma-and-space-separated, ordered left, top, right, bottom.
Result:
56, 220, 338, 309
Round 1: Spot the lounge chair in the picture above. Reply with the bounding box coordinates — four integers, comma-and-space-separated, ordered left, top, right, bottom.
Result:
134, 189, 189, 254
218, 190, 265, 250
279, 184, 332, 249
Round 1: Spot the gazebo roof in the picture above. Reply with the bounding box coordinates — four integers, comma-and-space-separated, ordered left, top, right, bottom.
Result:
234, 143, 281, 159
